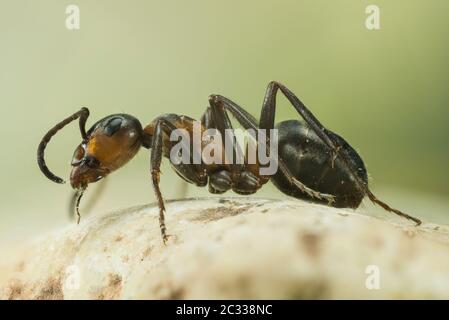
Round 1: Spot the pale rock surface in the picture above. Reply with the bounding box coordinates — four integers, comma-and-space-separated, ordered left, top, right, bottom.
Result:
1, 197, 448, 299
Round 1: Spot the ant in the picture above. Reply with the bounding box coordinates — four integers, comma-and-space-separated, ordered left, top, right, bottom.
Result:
37, 81, 422, 244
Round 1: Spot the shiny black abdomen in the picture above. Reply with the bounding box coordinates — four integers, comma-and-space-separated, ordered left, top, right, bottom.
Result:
272, 120, 368, 208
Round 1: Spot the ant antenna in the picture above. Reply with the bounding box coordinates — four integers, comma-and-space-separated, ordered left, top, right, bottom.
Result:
37, 107, 89, 184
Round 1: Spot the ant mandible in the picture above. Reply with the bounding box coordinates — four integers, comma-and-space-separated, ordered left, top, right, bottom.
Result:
37, 81, 422, 244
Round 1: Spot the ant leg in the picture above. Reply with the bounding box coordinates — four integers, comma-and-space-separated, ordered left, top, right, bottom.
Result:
202, 102, 260, 195
208, 97, 266, 194
208, 98, 246, 173
200, 107, 234, 194
150, 119, 170, 244
260, 82, 362, 191
260, 82, 340, 156
38, 107, 90, 184
148, 115, 208, 244
208, 95, 335, 203
263, 81, 421, 225
207, 96, 258, 130
200, 106, 216, 128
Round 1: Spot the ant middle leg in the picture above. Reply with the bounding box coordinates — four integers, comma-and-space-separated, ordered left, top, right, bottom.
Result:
207, 94, 334, 202
207, 100, 261, 195
200, 107, 232, 194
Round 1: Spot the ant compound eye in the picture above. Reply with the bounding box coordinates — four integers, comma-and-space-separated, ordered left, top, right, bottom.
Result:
104, 117, 123, 136
71, 144, 85, 166
84, 156, 100, 169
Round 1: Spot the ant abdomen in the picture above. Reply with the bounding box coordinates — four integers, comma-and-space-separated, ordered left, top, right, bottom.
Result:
272, 120, 368, 208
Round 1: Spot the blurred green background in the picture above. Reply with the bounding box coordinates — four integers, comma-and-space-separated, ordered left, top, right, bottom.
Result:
1, 0, 448, 244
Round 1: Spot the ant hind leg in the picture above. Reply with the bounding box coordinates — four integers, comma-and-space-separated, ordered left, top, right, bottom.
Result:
265, 81, 421, 225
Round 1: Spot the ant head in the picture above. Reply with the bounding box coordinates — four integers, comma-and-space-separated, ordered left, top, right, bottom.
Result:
69, 115, 143, 189
38, 110, 143, 190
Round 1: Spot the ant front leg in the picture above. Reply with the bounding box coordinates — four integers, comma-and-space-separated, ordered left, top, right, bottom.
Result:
147, 114, 208, 244
149, 119, 172, 244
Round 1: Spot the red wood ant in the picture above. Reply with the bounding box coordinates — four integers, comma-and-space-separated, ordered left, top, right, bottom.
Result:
37, 81, 422, 244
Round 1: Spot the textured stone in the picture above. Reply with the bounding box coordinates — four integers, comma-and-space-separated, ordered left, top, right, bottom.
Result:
1, 197, 448, 299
